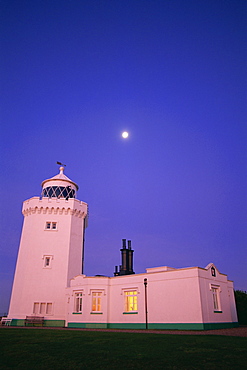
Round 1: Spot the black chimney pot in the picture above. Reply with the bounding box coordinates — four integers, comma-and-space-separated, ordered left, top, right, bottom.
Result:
114, 239, 135, 276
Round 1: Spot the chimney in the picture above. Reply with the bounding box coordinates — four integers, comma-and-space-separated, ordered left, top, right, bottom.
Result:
120, 239, 127, 272
114, 265, 119, 276
114, 239, 135, 276
127, 240, 134, 273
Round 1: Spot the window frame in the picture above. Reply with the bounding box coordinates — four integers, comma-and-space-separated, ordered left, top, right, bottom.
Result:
33, 302, 39, 315
46, 303, 53, 315
210, 284, 222, 313
45, 221, 58, 230
91, 292, 102, 313
46, 222, 51, 230
74, 291, 83, 314
124, 290, 138, 313
33, 302, 53, 316
42, 255, 53, 269
40, 302, 46, 314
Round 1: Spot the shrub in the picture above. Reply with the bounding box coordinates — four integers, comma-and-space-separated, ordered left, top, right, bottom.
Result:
235, 290, 247, 325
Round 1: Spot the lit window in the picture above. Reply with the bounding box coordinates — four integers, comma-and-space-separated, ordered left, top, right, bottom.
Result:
74, 292, 83, 313
211, 286, 221, 312
124, 291, 138, 312
92, 292, 102, 312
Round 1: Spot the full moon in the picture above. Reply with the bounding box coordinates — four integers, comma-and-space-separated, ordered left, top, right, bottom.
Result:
122, 131, 129, 138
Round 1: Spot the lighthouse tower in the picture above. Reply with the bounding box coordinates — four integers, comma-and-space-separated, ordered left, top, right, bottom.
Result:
8, 166, 88, 326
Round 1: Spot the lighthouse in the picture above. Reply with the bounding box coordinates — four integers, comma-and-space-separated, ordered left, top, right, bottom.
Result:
8, 166, 88, 326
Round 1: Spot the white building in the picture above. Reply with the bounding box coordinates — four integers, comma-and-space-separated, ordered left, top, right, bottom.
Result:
8, 168, 238, 330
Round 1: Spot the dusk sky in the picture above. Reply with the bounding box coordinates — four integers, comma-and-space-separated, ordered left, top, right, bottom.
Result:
0, 0, 246, 315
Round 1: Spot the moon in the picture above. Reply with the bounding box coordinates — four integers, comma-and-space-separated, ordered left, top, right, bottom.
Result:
122, 131, 129, 139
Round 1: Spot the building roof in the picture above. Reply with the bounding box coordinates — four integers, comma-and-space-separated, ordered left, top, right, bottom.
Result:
41, 166, 79, 190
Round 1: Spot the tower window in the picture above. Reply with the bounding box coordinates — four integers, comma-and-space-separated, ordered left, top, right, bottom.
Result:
44, 257, 50, 267
43, 255, 53, 268
40, 303, 46, 314
45, 222, 57, 230
33, 302, 39, 314
33, 302, 53, 315
46, 303, 52, 315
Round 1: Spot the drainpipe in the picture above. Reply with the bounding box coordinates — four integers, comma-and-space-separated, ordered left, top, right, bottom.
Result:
144, 278, 148, 329
82, 217, 86, 274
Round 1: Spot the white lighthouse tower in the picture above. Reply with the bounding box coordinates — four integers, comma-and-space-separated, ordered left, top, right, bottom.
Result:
8, 166, 88, 326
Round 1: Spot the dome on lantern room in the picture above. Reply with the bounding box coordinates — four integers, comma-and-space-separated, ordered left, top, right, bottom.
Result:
41, 166, 78, 200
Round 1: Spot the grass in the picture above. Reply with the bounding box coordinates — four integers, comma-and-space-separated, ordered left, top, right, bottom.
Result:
0, 328, 247, 369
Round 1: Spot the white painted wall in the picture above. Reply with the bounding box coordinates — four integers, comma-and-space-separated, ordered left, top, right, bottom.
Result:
66, 264, 237, 327
7, 168, 237, 329
198, 265, 238, 323
8, 196, 87, 321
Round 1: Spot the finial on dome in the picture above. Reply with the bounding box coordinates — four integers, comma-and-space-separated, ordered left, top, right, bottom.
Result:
41, 162, 78, 195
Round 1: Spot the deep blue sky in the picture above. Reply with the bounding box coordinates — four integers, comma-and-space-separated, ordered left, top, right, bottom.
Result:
0, 0, 246, 314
